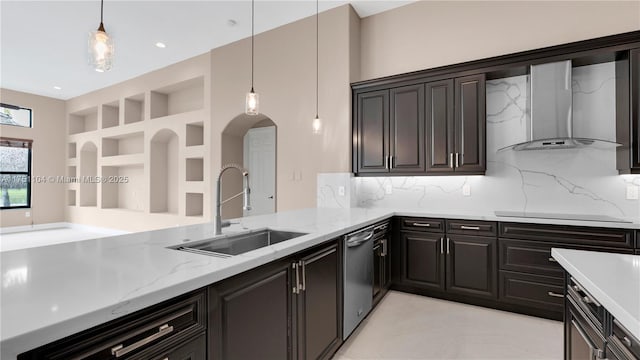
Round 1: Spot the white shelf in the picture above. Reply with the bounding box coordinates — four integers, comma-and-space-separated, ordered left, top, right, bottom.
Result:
101, 154, 144, 167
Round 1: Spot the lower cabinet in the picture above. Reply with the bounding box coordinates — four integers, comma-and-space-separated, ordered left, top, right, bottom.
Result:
208, 240, 341, 360
373, 225, 392, 306
399, 227, 497, 300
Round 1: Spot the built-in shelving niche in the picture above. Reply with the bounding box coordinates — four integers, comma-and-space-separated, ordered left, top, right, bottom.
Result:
186, 158, 204, 181
186, 193, 203, 217
101, 165, 144, 211
124, 94, 145, 124
68, 143, 77, 159
101, 101, 119, 129
150, 129, 179, 214
150, 77, 204, 119
102, 132, 144, 157
186, 123, 204, 146
79, 142, 98, 207
68, 166, 76, 178
68, 190, 76, 206
69, 107, 98, 135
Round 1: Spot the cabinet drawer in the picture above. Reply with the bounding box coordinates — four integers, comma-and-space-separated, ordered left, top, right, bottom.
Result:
499, 271, 564, 312
499, 222, 634, 248
20, 290, 207, 360
446, 219, 497, 236
499, 239, 564, 277
610, 319, 640, 359
399, 217, 444, 233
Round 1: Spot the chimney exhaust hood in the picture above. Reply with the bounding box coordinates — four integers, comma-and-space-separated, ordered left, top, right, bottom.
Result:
499, 60, 620, 151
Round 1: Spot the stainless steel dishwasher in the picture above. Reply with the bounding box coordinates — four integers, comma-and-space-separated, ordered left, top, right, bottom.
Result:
343, 225, 376, 340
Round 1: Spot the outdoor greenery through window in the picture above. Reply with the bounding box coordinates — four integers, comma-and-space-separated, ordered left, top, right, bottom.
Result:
0, 103, 32, 128
0, 138, 32, 209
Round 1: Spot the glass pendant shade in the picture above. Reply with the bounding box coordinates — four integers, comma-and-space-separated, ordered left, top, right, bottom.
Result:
88, 25, 113, 72
245, 90, 259, 116
312, 115, 322, 134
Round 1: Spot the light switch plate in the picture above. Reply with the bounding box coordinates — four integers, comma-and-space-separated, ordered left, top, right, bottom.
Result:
25, 211, 31, 218
385, 184, 393, 195
626, 184, 639, 200
462, 184, 471, 197
338, 186, 345, 196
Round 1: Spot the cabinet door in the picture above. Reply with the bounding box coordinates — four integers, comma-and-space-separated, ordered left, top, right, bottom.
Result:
297, 244, 341, 360
356, 90, 389, 173
209, 260, 293, 360
454, 74, 486, 173
390, 84, 425, 173
426, 79, 455, 173
446, 235, 497, 299
400, 231, 445, 291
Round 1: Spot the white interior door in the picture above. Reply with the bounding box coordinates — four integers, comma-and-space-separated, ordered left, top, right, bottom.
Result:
243, 126, 276, 216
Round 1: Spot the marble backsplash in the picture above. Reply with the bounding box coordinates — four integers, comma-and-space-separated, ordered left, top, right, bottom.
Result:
317, 62, 640, 221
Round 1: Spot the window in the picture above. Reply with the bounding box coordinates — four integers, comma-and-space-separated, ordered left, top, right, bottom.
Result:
0, 103, 32, 128
0, 138, 32, 209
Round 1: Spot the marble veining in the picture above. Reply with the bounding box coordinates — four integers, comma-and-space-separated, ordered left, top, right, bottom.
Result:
318, 62, 640, 222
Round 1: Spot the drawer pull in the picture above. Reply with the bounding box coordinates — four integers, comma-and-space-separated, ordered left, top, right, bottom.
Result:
622, 336, 632, 347
161, 358, 169, 360
412, 223, 432, 227
547, 291, 564, 298
548, 257, 557, 263
111, 324, 174, 357
460, 225, 480, 230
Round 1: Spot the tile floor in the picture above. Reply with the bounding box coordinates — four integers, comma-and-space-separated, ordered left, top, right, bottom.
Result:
333, 291, 563, 360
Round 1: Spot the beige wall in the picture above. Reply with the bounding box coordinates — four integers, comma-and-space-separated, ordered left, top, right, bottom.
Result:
360, 1, 640, 81
210, 5, 360, 213
0, 89, 66, 227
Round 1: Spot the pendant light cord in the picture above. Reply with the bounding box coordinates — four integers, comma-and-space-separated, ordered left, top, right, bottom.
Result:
315, 0, 319, 118
251, 0, 255, 92
100, 0, 104, 23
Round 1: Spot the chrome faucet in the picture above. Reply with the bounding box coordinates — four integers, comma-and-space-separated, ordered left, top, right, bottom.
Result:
215, 164, 251, 235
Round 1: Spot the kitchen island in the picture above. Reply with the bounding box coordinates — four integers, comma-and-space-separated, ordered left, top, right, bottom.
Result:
552, 248, 640, 359
3, 208, 639, 359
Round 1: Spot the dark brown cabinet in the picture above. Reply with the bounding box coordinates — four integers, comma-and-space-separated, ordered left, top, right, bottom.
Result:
617, 48, 640, 174
373, 224, 392, 306
295, 244, 342, 360
354, 74, 485, 176
354, 85, 425, 174
446, 235, 497, 299
208, 241, 341, 360
397, 218, 497, 300
19, 290, 207, 360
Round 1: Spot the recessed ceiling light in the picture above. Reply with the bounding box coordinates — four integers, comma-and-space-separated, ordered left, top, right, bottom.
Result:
53, 86, 62, 90
227, 19, 237, 27
155, 42, 166, 48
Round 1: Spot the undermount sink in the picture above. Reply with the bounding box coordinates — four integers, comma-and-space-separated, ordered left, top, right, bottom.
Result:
171, 229, 308, 257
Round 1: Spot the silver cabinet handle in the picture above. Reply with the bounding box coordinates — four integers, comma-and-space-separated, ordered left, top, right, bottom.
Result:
300, 260, 306, 292
548, 257, 557, 263
440, 237, 444, 254
390, 155, 395, 169
460, 225, 480, 230
547, 291, 564, 298
385, 156, 390, 170
381, 239, 388, 257
455, 153, 460, 168
292, 262, 300, 294
571, 277, 601, 307
449, 153, 454, 168
622, 336, 632, 347
412, 222, 431, 227
446, 238, 450, 255
346, 229, 375, 247
111, 324, 174, 358
581, 296, 601, 308
161, 358, 169, 360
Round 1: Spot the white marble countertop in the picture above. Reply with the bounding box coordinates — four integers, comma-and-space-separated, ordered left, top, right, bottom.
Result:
2, 207, 638, 359
552, 249, 640, 339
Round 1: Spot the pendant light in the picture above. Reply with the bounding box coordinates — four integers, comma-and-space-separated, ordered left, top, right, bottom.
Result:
311, 0, 322, 134
88, 0, 114, 72
245, 0, 259, 115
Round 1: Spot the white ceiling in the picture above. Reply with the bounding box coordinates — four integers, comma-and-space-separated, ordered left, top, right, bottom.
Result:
0, 1, 415, 100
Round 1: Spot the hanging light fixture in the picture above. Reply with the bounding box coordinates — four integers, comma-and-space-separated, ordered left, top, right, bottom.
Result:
88, 0, 114, 72
245, 0, 259, 115
312, 0, 322, 134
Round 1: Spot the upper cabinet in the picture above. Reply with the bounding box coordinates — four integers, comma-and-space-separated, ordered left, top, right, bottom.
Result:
617, 48, 640, 174
354, 74, 485, 176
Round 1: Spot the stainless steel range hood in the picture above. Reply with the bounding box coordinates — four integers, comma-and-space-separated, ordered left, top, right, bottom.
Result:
500, 60, 620, 151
